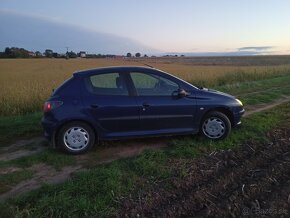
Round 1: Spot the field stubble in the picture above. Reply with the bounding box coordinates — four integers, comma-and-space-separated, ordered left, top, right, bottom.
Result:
1, 58, 290, 115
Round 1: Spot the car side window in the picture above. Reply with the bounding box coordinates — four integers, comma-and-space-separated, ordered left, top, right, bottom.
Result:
85, 72, 128, 96
130, 72, 179, 96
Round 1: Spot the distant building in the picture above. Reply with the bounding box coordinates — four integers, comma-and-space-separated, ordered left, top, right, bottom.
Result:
79, 51, 86, 58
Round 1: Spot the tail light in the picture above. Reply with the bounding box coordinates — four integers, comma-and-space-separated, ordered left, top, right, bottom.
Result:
43, 101, 63, 112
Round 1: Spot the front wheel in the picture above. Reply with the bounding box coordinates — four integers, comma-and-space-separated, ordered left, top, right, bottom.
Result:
200, 111, 231, 140
57, 121, 95, 154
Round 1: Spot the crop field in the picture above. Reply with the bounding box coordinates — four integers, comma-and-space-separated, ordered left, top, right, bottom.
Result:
1, 57, 290, 115
0, 56, 290, 217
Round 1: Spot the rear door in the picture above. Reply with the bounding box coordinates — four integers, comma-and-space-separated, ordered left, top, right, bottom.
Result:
128, 70, 197, 133
81, 71, 139, 137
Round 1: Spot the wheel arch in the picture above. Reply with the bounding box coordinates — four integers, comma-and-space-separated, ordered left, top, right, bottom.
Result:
202, 107, 234, 127
52, 119, 98, 148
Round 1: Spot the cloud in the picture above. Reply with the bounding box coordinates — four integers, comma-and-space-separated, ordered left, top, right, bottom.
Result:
162, 51, 267, 57
238, 46, 274, 51
0, 9, 158, 54
0, 8, 64, 23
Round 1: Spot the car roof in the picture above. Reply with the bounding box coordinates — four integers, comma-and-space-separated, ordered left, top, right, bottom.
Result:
73, 65, 198, 89
73, 66, 155, 77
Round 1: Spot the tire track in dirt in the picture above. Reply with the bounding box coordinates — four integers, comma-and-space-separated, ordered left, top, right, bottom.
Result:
0, 138, 168, 202
244, 95, 290, 117
0, 137, 46, 161
0, 164, 82, 202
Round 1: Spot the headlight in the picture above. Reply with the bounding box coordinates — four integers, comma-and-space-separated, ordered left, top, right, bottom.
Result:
236, 99, 243, 106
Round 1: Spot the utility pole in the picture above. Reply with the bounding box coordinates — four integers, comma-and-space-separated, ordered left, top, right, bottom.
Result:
65, 46, 69, 59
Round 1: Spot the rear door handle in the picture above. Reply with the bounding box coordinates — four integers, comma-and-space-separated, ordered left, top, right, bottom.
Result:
90, 104, 99, 108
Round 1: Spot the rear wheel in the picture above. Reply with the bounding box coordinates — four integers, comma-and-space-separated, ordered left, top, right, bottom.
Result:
57, 121, 95, 154
201, 111, 231, 140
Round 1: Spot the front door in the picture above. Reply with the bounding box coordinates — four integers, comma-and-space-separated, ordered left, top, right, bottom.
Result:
128, 71, 196, 133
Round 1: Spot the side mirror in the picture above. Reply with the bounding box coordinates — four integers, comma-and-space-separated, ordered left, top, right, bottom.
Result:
178, 89, 189, 97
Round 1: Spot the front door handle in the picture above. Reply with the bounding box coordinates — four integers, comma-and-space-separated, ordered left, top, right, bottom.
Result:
142, 102, 150, 107
90, 104, 99, 108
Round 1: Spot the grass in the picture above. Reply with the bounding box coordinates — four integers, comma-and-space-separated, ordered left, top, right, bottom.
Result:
1, 58, 290, 115
0, 170, 33, 194
0, 149, 76, 170
0, 162, 138, 217
239, 84, 290, 105
1, 102, 289, 217
216, 73, 290, 95
241, 87, 290, 105
169, 102, 290, 157
0, 112, 42, 146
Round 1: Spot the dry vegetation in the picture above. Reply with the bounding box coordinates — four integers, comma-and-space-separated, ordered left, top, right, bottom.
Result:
1, 57, 290, 115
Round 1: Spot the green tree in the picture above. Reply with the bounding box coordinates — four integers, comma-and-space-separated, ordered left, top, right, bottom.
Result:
44, 49, 53, 58
35, 51, 42, 57
52, 52, 59, 58
135, 52, 141, 57
4, 47, 12, 56
67, 51, 77, 58
126, 52, 132, 57
3, 47, 29, 58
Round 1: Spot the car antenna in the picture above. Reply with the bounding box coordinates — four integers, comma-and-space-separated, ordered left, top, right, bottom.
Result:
143, 63, 154, 68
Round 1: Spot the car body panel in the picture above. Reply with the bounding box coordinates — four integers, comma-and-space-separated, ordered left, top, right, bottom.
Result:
41, 66, 244, 146
135, 95, 197, 131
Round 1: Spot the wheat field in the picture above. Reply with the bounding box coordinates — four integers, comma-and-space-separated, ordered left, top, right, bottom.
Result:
1, 58, 290, 116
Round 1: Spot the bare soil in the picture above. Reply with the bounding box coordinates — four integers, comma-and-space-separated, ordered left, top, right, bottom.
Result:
117, 121, 290, 217
0, 166, 22, 175
0, 163, 82, 202
0, 137, 46, 161
78, 137, 168, 166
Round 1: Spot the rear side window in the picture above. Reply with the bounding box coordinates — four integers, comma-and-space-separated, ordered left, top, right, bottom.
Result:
85, 72, 128, 96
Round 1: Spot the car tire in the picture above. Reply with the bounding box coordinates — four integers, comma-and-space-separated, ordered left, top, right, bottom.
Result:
200, 111, 231, 140
57, 121, 95, 154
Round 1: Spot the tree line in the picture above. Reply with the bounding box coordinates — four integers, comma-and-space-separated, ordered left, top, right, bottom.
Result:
0, 47, 148, 59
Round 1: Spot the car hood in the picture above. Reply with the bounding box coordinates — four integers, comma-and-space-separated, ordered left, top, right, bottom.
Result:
196, 87, 235, 99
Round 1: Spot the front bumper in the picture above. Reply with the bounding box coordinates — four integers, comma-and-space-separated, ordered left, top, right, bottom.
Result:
233, 108, 245, 127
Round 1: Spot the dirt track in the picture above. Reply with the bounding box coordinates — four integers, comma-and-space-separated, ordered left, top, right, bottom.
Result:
0, 137, 168, 201
244, 95, 290, 117
118, 122, 290, 217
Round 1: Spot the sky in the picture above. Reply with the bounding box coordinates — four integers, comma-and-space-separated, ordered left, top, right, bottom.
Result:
1, 0, 290, 54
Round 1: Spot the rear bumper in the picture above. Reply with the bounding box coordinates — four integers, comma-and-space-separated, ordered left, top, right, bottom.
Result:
41, 116, 57, 142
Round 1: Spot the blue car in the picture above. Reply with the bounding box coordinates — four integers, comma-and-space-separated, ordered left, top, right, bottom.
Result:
42, 66, 244, 154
